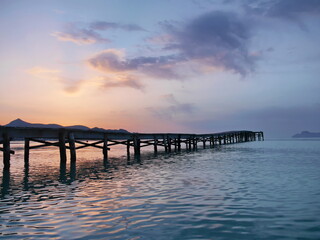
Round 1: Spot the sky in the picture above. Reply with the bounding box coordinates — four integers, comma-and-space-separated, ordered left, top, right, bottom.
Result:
0, 0, 319, 138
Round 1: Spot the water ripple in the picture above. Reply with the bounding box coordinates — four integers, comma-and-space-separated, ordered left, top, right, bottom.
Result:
1, 140, 320, 239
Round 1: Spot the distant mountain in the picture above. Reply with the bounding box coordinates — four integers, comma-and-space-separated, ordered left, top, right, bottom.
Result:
66, 125, 91, 131
292, 131, 320, 138
6, 118, 62, 128
4, 118, 130, 133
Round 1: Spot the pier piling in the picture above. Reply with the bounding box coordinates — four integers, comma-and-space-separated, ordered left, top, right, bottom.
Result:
59, 130, 67, 166
178, 136, 181, 151
153, 137, 158, 153
127, 140, 131, 157
134, 135, 141, 156
24, 138, 30, 166
2, 133, 10, 170
69, 133, 76, 163
167, 137, 172, 153
103, 135, 108, 161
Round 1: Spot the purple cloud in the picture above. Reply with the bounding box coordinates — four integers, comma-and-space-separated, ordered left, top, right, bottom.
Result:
244, 0, 320, 20
147, 94, 196, 119
88, 50, 184, 79
162, 11, 257, 76
52, 23, 109, 45
53, 21, 144, 45
88, 11, 258, 79
90, 21, 145, 31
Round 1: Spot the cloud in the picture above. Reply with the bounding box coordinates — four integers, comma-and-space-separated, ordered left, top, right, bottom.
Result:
99, 75, 144, 90
90, 21, 145, 31
88, 49, 184, 79
147, 94, 195, 119
88, 10, 258, 79
53, 21, 144, 45
27, 66, 61, 79
27, 66, 83, 94
160, 94, 178, 104
244, 0, 320, 21
52, 23, 109, 45
162, 11, 257, 76
27, 66, 144, 92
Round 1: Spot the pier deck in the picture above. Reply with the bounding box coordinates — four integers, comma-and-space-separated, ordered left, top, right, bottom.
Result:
0, 126, 264, 170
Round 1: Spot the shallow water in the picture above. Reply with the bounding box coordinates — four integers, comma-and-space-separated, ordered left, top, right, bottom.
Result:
1, 140, 320, 239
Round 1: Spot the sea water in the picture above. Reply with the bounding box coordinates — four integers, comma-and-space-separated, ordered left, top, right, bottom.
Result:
0, 139, 320, 239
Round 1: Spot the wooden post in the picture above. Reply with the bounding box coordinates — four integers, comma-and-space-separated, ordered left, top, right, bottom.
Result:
2, 133, 10, 170
188, 138, 192, 150
218, 136, 222, 145
203, 138, 206, 149
127, 140, 131, 157
178, 135, 181, 151
24, 138, 30, 166
68, 132, 76, 163
59, 129, 67, 166
134, 134, 141, 156
103, 134, 108, 161
153, 137, 158, 153
164, 135, 168, 152
167, 137, 171, 152
193, 137, 196, 150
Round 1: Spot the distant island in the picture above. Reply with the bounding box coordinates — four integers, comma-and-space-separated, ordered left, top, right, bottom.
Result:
2, 118, 129, 133
292, 131, 320, 138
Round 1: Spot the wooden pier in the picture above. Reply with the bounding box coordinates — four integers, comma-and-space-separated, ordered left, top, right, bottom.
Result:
0, 126, 264, 170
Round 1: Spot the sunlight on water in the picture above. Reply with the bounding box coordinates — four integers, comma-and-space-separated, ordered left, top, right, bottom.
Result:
1, 140, 320, 239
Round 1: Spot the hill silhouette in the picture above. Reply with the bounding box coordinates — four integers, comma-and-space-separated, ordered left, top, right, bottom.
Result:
4, 118, 129, 133
292, 131, 320, 138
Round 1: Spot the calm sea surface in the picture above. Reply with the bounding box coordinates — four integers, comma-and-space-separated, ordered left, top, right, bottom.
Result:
1, 139, 320, 239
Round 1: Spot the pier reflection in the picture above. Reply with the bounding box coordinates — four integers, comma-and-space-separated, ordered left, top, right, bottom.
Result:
0, 143, 199, 203
23, 165, 29, 191
0, 151, 155, 200
70, 160, 76, 182
59, 161, 67, 183
1, 169, 10, 198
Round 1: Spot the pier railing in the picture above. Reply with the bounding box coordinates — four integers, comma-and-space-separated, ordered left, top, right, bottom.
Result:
0, 126, 264, 170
